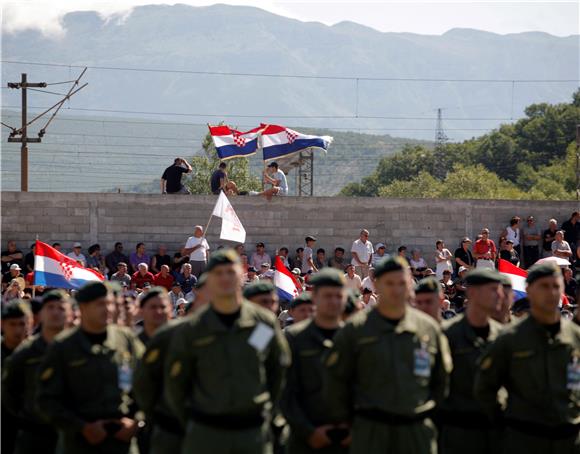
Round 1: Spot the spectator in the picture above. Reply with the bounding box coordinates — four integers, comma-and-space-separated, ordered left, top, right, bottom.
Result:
210, 162, 239, 195
561, 211, 580, 250
473, 228, 496, 269
239, 253, 249, 273
454, 237, 474, 273
409, 249, 428, 279
256, 162, 288, 201
314, 248, 327, 270
51, 242, 62, 252
361, 287, 377, 307
372, 243, 389, 266
153, 264, 175, 290
1, 240, 24, 274
351, 229, 374, 278
105, 242, 129, 278
453, 266, 468, 310
292, 247, 304, 271
234, 244, 245, 256
23, 243, 35, 273
344, 264, 362, 291
250, 242, 271, 271
2, 279, 24, 304
522, 216, 541, 268
111, 262, 131, 287
129, 243, 151, 273
259, 263, 271, 279
244, 266, 260, 286
328, 247, 346, 270
440, 269, 456, 301
551, 230, 572, 259
183, 226, 211, 277
413, 277, 445, 322
86, 244, 105, 273
301, 236, 317, 275
361, 268, 377, 293
66, 242, 86, 267
161, 157, 192, 194
500, 216, 521, 255
563, 268, 577, 304
169, 282, 185, 310
500, 239, 520, 266
3, 264, 26, 292
150, 245, 171, 274
131, 263, 155, 291
176, 263, 197, 294
397, 245, 408, 260
277, 247, 291, 269
171, 250, 189, 276
434, 240, 453, 280
286, 293, 313, 326
542, 218, 558, 258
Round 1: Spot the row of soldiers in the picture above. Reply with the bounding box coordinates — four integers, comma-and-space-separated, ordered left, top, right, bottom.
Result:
1, 249, 579, 454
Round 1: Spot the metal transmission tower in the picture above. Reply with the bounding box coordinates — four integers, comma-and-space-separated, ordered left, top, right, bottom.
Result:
297, 150, 314, 196
433, 108, 448, 179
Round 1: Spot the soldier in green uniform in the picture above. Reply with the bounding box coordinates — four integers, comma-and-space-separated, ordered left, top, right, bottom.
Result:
2, 290, 72, 454
282, 268, 350, 454
165, 249, 291, 454
438, 269, 505, 454
475, 262, 580, 454
1, 301, 32, 454
134, 286, 194, 454
136, 287, 173, 346
324, 257, 452, 454
36, 282, 145, 454
413, 277, 445, 323
244, 281, 280, 314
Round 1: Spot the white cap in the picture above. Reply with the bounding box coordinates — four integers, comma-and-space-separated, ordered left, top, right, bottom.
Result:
376, 243, 386, 249
73, 242, 82, 248
458, 266, 468, 273
9, 264, 21, 271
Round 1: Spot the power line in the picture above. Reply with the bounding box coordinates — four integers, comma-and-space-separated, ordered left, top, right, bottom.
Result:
2, 60, 579, 83
1, 105, 517, 121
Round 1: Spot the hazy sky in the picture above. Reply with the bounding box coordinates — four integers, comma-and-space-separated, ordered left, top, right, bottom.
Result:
1, 0, 578, 37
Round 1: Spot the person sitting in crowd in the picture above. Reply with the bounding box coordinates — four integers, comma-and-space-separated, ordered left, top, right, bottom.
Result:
131, 262, 155, 292
439, 269, 456, 302
153, 264, 175, 290
397, 245, 408, 260
254, 161, 288, 201
372, 242, 389, 266
409, 249, 428, 279
66, 242, 86, 267
150, 245, 171, 274
250, 242, 271, 271
244, 266, 260, 286
314, 248, 326, 270
176, 263, 197, 294
499, 238, 520, 266
130, 242, 151, 273
3, 263, 25, 292
344, 263, 362, 291
552, 230, 573, 259
86, 244, 105, 274
328, 246, 346, 270
210, 161, 239, 195
105, 242, 130, 278
1, 240, 24, 274
361, 287, 377, 307
563, 267, 577, 304
161, 157, 192, 194
111, 262, 132, 287
361, 267, 377, 294
24, 243, 35, 273
277, 247, 291, 269
168, 282, 185, 310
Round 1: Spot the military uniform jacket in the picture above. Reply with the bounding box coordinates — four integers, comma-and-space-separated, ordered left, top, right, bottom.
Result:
282, 319, 339, 442
441, 314, 503, 415
165, 300, 291, 425
2, 334, 50, 425
474, 315, 580, 426
324, 306, 452, 422
36, 325, 144, 433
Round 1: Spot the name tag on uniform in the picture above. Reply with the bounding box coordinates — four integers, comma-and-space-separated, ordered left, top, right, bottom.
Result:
567, 357, 580, 392
414, 344, 431, 378
248, 323, 274, 352
118, 362, 133, 393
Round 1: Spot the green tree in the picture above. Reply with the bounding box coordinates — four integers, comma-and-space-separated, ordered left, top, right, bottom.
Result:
184, 131, 261, 195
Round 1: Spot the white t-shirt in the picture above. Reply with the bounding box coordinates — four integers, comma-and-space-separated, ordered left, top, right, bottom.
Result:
351, 239, 374, 266
302, 246, 314, 274
361, 276, 376, 293
344, 273, 362, 291
185, 236, 210, 262
272, 170, 288, 195
371, 252, 390, 267
67, 252, 87, 266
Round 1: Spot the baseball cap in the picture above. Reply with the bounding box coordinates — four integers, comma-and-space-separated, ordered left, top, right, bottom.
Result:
376, 243, 386, 250
73, 242, 82, 248
458, 266, 468, 273
9, 264, 21, 271
461, 237, 472, 243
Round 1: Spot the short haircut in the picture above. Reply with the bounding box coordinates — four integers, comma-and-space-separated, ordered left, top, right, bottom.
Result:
52, 242, 61, 248
296, 247, 304, 253
115, 242, 123, 248
279, 247, 289, 253
219, 162, 227, 169
335, 247, 345, 253
88, 244, 100, 255
316, 248, 326, 254
397, 246, 407, 253
510, 216, 520, 226
136, 242, 145, 249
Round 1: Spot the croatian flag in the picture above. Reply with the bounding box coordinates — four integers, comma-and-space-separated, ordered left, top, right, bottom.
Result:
34, 240, 104, 290
261, 124, 333, 161
273, 256, 302, 301
208, 125, 261, 160
498, 259, 527, 300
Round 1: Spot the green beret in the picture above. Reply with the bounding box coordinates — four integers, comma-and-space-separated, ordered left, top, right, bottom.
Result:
465, 269, 503, 286
374, 256, 409, 279
243, 281, 275, 299
1, 300, 31, 319
105, 281, 123, 295
206, 249, 240, 272
499, 274, 513, 287
42, 289, 69, 305
289, 292, 312, 309
75, 281, 109, 304
195, 273, 208, 289
138, 287, 168, 308
309, 268, 346, 288
414, 277, 441, 295
526, 262, 561, 285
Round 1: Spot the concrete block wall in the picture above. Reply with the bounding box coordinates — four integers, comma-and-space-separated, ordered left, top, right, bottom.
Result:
1, 191, 578, 269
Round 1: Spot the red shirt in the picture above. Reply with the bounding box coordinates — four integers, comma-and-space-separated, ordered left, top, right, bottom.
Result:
474, 239, 497, 259
153, 272, 175, 290
131, 271, 155, 289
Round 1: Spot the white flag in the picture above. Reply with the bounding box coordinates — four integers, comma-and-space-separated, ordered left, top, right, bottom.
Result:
211, 191, 246, 243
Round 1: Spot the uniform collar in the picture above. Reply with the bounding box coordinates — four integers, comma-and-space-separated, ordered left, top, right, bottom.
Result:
369, 306, 419, 334
461, 314, 501, 347
527, 315, 573, 345
204, 300, 257, 332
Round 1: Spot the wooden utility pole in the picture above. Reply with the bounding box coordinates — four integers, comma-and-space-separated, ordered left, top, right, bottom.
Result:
7, 73, 45, 192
